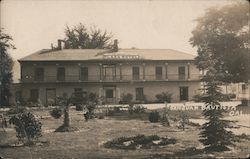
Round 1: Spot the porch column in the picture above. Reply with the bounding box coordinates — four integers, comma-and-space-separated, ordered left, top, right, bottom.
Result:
143, 63, 145, 80
165, 62, 168, 80
119, 63, 122, 81
99, 63, 102, 81
187, 62, 190, 80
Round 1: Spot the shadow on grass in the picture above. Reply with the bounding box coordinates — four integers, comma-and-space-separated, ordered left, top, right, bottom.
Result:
142, 147, 209, 159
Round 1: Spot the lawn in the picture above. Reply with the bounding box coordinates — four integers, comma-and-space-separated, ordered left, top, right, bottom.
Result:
0, 106, 249, 159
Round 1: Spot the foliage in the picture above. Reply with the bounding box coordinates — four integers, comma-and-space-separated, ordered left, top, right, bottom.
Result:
0, 29, 15, 107
161, 108, 170, 126
120, 93, 133, 104
9, 112, 42, 144
148, 111, 160, 123
7, 106, 27, 115
128, 104, 145, 114
190, 2, 249, 83
50, 107, 63, 119
75, 104, 83, 111
177, 111, 189, 131
155, 92, 172, 103
193, 93, 235, 102
104, 134, 176, 150
198, 68, 236, 151
84, 93, 98, 121
63, 23, 114, 49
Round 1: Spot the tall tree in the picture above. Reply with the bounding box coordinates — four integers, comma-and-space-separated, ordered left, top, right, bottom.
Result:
63, 23, 114, 49
190, 2, 249, 83
190, 2, 248, 152
0, 29, 15, 107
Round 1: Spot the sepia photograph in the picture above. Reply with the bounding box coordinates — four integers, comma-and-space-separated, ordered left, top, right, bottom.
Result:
0, 0, 249, 158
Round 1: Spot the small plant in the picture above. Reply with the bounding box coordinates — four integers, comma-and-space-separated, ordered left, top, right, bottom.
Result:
75, 104, 83, 111
104, 134, 176, 150
9, 112, 42, 145
148, 111, 160, 123
120, 93, 133, 104
50, 107, 63, 119
155, 92, 172, 103
161, 108, 170, 126
178, 111, 189, 131
133, 105, 145, 114
84, 93, 98, 121
7, 106, 27, 115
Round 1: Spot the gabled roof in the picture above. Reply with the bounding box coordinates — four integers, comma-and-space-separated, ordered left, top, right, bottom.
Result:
18, 49, 196, 62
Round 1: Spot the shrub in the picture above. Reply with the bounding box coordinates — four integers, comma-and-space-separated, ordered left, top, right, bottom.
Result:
9, 112, 42, 144
7, 107, 27, 115
161, 108, 170, 126
133, 105, 145, 114
148, 111, 160, 123
50, 107, 63, 119
178, 112, 189, 131
155, 92, 172, 103
75, 104, 83, 111
104, 134, 176, 150
120, 93, 133, 104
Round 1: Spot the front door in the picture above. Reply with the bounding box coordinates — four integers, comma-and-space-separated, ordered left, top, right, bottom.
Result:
104, 87, 116, 104
180, 87, 188, 101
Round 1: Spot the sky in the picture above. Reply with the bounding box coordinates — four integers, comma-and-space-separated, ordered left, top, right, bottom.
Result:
1, 0, 236, 61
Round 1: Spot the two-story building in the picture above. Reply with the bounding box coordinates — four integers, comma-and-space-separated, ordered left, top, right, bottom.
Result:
18, 47, 201, 105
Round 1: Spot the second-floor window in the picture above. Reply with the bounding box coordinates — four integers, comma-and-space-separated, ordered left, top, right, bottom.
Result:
34, 68, 44, 81
155, 66, 163, 80
133, 66, 140, 80
80, 67, 88, 81
57, 67, 65, 81
178, 66, 186, 80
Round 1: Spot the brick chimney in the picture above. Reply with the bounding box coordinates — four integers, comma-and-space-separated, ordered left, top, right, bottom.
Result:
113, 39, 118, 52
58, 39, 63, 50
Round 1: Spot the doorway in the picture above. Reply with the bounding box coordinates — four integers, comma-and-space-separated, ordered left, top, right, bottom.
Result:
180, 87, 188, 101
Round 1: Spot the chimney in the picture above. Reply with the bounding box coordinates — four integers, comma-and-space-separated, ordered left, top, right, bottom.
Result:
58, 39, 63, 50
113, 39, 118, 52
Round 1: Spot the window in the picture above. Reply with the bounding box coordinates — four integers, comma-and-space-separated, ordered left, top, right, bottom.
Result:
74, 88, 83, 98
46, 88, 56, 106
133, 67, 140, 80
103, 64, 116, 81
57, 67, 65, 81
30, 89, 39, 102
178, 66, 186, 80
180, 87, 188, 101
80, 67, 88, 81
242, 84, 247, 94
136, 88, 144, 101
156, 66, 163, 80
34, 68, 44, 81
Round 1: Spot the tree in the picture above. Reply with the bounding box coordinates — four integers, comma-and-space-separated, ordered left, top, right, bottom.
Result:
0, 29, 15, 107
55, 93, 77, 132
189, 2, 248, 152
63, 23, 114, 49
190, 2, 249, 83
198, 65, 236, 151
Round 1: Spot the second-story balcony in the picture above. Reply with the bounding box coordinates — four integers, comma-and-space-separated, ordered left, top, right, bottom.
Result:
21, 74, 202, 83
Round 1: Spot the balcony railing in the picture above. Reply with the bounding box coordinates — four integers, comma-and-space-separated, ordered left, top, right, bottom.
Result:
21, 74, 202, 83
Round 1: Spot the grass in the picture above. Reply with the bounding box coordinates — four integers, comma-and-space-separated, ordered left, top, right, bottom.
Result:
0, 106, 249, 159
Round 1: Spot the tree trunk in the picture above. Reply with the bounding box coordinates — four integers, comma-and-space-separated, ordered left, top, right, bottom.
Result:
64, 105, 70, 127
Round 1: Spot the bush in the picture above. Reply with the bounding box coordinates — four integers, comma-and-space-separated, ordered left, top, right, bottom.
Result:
9, 112, 42, 144
75, 104, 83, 111
133, 105, 146, 114
50, 107, 63, 119
120, 93, 133, 104
7, 107, 27, 115
155, 92, 172, 103
104, 134, 176, 150
148, 111, 160, 123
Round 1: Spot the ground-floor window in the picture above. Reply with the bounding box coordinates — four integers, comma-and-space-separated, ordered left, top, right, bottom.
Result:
30, 89, 39, 102
180, 87, 188, 101
46, 88, 56, 106
136, 88, 144, 101
74, 88, 83, 98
